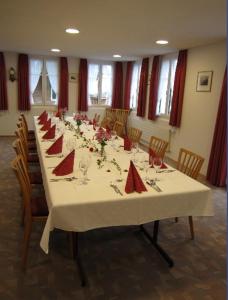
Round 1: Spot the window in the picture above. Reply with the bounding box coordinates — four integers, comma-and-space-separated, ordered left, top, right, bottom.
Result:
130, 61, 141, 109
29, 57, 59, 105
156, 54, 178, 116
88, 62, 113, 106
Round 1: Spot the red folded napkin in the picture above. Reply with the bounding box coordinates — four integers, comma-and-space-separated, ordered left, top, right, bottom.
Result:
38, 112, 48, 125
55, 111, 62, 118
46, 135, 63, 155
124, 136, 132, 151
125, 160, 147, 193
40, 118, 51, 131
38, 110, 47, 121
52, 150, 75, 176
42, 125, 56, 140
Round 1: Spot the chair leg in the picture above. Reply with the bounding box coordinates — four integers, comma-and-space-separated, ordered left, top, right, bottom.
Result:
188, 216, 194, 240
175, 217, 178, 222
22, 219, 32, 270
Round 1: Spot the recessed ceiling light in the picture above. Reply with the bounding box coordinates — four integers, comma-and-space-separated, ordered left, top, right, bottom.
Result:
51, 48, 61, 52
156, 40, 169, 45
113, 54, 122, 58
65, 28, 80, 34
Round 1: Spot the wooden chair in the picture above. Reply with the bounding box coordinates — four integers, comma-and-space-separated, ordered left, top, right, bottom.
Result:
15, 128, 39, 165
149, 136, 169, 159
12, 139, 42, 184
113, 121, 124, 137
19, 114, 35, 141
100, 117, 114, 129
115, 109, 129, 125
175, 148, 205, 239
11, 155, 48, 269
127, 127, 142, 143
17, 120, 36, 152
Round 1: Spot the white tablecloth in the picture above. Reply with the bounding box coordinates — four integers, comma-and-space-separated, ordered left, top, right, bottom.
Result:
34, 117, 214, 253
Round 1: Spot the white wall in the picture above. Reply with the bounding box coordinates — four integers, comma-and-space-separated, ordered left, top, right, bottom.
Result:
129, 40, 226, 175
0, 40, 226, 175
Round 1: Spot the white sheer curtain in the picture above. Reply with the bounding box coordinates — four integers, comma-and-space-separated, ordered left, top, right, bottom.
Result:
29, 58, 43, 104
46, 60, 59, 95
130, 61, 141, 109
88, 64, 99, 105
101, 65, 113, 105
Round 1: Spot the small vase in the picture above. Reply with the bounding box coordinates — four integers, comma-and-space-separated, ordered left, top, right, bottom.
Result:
76, 125, 80, 134
100, 144, 106, 158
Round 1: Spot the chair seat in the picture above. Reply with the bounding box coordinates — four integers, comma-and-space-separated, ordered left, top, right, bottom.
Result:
28, 153, 39, 163
28, 135, 36, 142
31, 196, 48, 216
29, 171, 43, 184
28, 141, 37, 150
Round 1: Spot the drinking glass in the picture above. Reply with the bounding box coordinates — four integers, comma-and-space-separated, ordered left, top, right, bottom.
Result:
132, 142, 139, 163
111, 130, 117, 149
153, 157, 162, 173
79, 157, 89, 184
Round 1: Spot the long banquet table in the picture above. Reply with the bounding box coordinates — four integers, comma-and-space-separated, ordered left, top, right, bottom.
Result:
34, 116, 214, 284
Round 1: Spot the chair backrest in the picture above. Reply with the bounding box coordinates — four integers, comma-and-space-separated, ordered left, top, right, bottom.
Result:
115, 109, 129, 125
113, 121, 124, 137
12, 138, 28, 169
177, 148, 204, 179
19, 114, 29, 137
128, 127, 142, 143
100, 116, 114, 129
11, 155, 32, 220
149, 136, 169, 159
15, 128, 29, 158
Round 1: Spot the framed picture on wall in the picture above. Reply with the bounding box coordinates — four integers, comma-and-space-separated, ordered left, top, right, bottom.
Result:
69, 73, 78, 83
196, 71, 213, 92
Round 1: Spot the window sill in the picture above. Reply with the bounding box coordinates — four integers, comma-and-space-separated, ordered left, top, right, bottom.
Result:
89, 105, 111, 109
31, 104, 57, 107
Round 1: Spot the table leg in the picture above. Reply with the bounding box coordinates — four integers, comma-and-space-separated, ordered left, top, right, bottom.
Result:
71, 232, 86, 286
140, 221, 174, 268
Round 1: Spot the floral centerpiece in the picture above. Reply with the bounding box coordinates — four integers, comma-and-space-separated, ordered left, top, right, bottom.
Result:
95, 127, 111, 157
74, 114, 84, 133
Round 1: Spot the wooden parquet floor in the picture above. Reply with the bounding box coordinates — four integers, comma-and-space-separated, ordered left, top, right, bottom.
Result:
0, 137, 226, 300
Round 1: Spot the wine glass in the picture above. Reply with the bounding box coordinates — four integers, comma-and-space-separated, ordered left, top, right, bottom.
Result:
79, 157, 89, 185
132, 142, 139, 163
153, 157, 162, 173
111, 130, 117, 149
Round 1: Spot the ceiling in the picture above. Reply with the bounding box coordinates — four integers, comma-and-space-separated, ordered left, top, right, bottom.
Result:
0, 0, 226, 60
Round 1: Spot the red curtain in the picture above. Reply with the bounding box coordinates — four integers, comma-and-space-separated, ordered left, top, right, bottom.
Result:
169, 50, 188, 127
148, 56, 160, 120
112, 62, 123, 109
123, 61, 133, 110
206, 67, 227, 187
137, 58, 149, 117
78, 59, 88, 112
0, 52, 8, 110
58, 57, 68, 110
18, 54, 30, 111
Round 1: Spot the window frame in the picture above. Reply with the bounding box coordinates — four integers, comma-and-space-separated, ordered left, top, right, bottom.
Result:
156, 52, 178, 119
87, 60, 114, 107
29, 55, 59, 107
